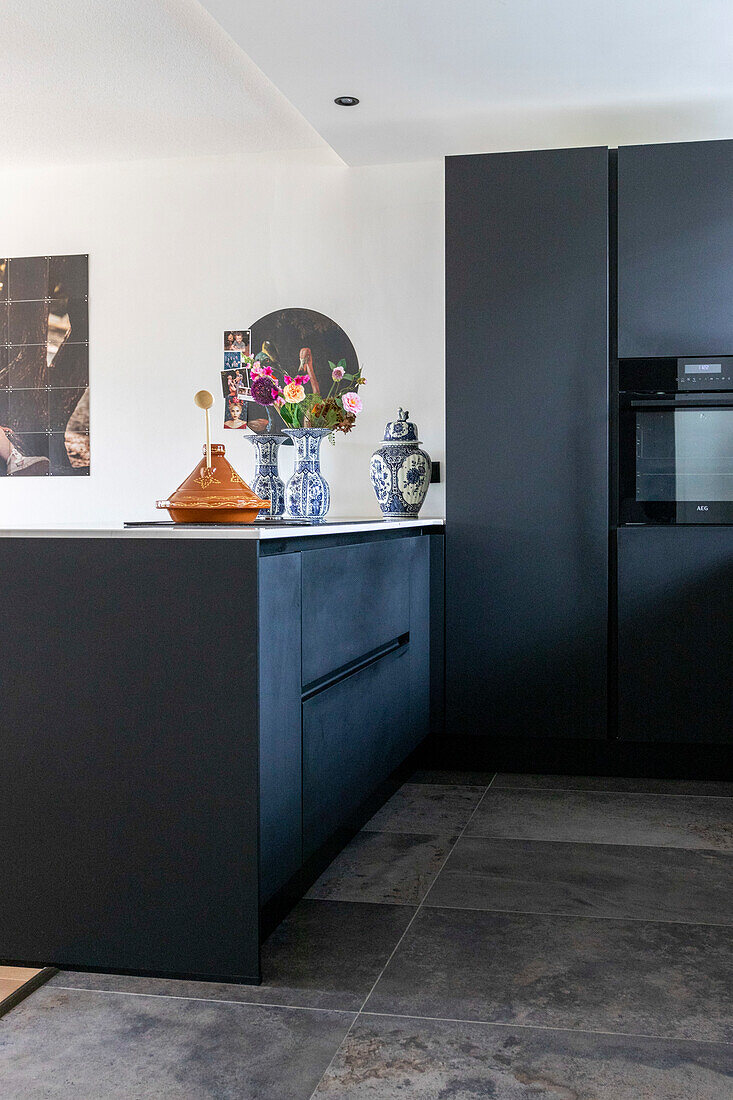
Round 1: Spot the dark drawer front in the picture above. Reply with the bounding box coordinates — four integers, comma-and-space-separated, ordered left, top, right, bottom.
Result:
301, 538, 412, 685
617, 527, 733, 744
302, 646, 411, 858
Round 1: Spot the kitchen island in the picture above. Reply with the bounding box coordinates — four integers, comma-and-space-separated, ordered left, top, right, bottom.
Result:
0, 519, 443, 984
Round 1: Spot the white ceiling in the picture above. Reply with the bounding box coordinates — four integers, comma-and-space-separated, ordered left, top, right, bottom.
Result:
3, 1, 732, 170
202, 0, 733, 165
0, 0, 328, 167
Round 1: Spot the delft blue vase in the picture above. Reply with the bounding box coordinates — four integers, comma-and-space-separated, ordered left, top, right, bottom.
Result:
283, 427, 331, 521
247, 433, 286, 519
370, 408, 431, 518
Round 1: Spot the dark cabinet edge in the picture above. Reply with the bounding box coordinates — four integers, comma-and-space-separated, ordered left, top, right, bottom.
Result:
257, 524, 443, 556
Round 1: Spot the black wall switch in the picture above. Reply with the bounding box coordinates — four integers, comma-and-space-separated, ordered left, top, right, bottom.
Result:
430, 461, 441, 484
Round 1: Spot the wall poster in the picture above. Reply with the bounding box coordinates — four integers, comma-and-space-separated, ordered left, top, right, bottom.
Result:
0, 254, 89, 476
245, 308, 359, 434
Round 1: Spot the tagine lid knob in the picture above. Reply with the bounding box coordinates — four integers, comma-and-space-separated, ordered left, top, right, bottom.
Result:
383, 408, 419, 443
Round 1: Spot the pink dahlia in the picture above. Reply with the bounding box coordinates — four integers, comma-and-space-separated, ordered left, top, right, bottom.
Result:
342, 391, 362, 415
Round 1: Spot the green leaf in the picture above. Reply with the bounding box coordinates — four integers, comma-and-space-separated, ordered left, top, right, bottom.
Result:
338, 359, 347, 370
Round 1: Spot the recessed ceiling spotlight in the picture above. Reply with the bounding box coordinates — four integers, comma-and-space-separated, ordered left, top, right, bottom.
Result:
334, 96, 359, 107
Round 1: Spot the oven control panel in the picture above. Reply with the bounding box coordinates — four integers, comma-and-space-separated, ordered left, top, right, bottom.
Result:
678, 356, 733, 390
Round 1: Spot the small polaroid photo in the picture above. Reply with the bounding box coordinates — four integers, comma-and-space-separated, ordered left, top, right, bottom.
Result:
224, 349, 242, 372
224, 329, 251, 355
224, 392, 248, 429
221, 366, 252, 401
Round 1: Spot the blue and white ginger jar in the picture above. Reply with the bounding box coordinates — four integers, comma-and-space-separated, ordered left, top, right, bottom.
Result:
370, 409, 431, 518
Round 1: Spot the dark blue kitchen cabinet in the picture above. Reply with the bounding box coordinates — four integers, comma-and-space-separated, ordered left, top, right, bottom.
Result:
445, 147, 609, 744
259, 530, 435, 902
300, 538, 411, 686
302, 645, 411, 857
0, 524, 439, 986
617, 139, 733, 359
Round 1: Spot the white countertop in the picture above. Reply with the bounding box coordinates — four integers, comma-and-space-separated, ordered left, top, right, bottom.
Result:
0, 518, 445, 539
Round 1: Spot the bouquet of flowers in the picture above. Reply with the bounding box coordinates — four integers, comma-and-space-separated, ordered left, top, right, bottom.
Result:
250, 356, 365, 434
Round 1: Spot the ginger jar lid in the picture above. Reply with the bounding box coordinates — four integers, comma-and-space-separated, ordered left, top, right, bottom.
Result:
383, 408, 419, 443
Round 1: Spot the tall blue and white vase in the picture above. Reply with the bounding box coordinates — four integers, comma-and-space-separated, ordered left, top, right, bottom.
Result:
370, 409, 431, 518
247, 433, 286, 518
283, 427, 331, 521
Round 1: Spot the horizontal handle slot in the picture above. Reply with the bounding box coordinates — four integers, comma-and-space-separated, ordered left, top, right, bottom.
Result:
302, 633, 409, 701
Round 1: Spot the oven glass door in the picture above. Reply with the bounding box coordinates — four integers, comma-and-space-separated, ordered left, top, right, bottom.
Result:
620, 403, 733, 523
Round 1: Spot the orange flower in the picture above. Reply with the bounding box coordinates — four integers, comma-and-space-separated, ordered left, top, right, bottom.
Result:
282, 382, 306, 403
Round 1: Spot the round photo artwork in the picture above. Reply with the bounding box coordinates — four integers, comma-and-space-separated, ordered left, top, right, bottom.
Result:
246, 308, 360, 437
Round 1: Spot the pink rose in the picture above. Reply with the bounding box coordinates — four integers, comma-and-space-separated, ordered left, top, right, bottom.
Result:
342, 391, 362, 415
332, 366, 345, 381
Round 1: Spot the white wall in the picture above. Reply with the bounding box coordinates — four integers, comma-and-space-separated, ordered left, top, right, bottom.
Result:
0, 149, 444, 526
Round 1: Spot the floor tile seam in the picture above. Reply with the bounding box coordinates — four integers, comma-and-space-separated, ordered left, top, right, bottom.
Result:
447, 834, 733, 858
359, 827, 469, 839
460, 831, 733, 853
349, 775, 504, 1031
419, 901, 733, 928
352, 790, 488, 1019
401, 783, 491, 793
305, 893, 425, 907
307, 1014, 362, 1100
352, 851, 461, 1015
358, 1010, 733, 1047
490, 785, 733, 801
47, 984, 357, 1016
415, 776, 501, 910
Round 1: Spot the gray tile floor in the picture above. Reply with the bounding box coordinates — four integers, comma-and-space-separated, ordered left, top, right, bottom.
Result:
1, 772, 731, 1098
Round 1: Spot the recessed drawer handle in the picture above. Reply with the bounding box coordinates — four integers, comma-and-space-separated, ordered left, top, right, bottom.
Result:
301, 633, 409, 701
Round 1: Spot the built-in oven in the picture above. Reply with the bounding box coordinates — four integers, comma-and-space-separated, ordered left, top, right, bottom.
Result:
619, 356, 733, 524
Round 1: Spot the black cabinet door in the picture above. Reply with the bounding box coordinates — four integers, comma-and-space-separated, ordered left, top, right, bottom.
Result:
617, 527, 733, 744
618, 139, 733, 359
258, 551, 302, 904
302, 646, 411, 859
445, 147, 609, 741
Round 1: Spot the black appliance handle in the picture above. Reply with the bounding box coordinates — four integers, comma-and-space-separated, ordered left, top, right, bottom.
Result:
627, 394, 733, 409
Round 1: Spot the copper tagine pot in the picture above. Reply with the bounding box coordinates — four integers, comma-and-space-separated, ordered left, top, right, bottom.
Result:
157, 443, 269, 524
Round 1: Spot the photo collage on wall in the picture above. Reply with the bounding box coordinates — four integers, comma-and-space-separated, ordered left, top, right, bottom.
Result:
222, 329, 252, 430
0, 254, 89, 476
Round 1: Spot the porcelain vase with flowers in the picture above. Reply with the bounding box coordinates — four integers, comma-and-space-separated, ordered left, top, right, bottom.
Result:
247, 433, 286, 518
250, 356, 366, 521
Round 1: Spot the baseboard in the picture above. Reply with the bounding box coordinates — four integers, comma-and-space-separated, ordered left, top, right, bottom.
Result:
421, 735, 733, 780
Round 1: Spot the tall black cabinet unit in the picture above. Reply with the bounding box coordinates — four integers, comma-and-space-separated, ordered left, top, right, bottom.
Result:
616, 137, 733, 753
617, 139, 733, 359
445, 148, 609, 749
